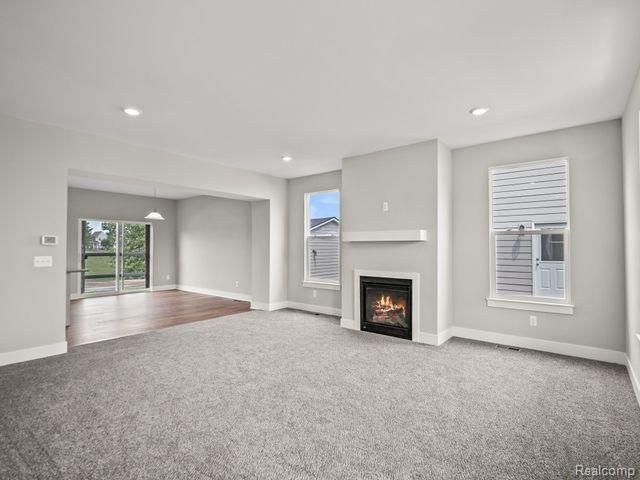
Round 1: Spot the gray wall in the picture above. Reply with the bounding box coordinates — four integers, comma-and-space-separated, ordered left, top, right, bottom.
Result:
0, 113, 287, 356
177, 196, 252, 297
287, 171, 341, 311
0, 123, 68, 354
251, 200, 271, 306
622, 68, 640, 376
67, 188, 177, 295
452, 120, 625, 351
341, 141, 440, 335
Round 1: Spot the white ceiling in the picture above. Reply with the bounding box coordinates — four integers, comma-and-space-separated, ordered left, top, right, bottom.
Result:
68, 172, 258, 201
2, 1, 639, 179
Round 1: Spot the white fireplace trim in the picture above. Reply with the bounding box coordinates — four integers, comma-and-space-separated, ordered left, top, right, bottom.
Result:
351, 269, 420, 342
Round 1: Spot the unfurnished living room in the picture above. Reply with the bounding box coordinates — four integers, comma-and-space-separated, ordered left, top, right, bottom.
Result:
1, 1, 640, 479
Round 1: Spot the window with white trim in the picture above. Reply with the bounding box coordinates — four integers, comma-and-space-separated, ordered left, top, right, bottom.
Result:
489, 158, 571, 310
304, 190, 340, 287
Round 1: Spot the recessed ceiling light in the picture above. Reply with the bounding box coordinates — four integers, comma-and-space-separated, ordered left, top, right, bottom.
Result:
469, 107, 490, 116
123, 107, 142, 117
282, 155, 293, 163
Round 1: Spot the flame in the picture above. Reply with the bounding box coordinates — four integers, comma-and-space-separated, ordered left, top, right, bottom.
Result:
374, 293, 406, 317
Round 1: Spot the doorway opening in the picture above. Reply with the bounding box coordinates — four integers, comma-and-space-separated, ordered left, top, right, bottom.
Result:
80, 219, 151, 296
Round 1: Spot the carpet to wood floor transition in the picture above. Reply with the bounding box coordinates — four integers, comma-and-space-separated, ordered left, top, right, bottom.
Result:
1, 309, 638, 479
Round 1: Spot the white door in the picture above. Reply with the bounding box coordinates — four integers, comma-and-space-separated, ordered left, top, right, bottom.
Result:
532, 231, 565, 298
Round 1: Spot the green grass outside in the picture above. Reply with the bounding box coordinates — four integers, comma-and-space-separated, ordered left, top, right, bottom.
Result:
85, 255, 145, 278
85, 255, 115, 275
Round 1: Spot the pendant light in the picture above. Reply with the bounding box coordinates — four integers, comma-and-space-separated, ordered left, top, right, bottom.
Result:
145, 185, 165, 220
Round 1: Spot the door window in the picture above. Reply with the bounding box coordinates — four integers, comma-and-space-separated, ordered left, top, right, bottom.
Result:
541, 234, 564, 262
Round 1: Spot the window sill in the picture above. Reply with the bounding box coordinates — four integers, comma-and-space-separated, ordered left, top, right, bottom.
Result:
303, 281, 340, 291
486, 297, 574, 315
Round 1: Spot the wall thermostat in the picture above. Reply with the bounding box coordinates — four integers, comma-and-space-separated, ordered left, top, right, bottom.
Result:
41, 235, 58, 246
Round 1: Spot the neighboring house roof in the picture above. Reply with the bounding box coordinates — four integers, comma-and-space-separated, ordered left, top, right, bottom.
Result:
310, 217, 339, 231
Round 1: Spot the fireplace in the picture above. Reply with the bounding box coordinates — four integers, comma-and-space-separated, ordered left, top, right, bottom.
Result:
360, 276, 412, 340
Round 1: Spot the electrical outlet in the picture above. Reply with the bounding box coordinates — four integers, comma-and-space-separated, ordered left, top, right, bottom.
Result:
165, 274, 171, 281
235, 281, 240, 288
529, 315, 537, 327
382, 201, 389, 212
313, 289, 317, 298
34, 256, 53, 268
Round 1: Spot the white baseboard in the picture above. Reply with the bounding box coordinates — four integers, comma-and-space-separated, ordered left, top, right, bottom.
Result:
269, 301, 288, 311
416, 329, 453, 346
340, 317, 356, 329
286, 301, 341, 317
417, 332, 439, 346
415, 328, 454, 346
250, 301, 287, 311
177, 285, 251, 302
151, 284, 178, 292
438, 327, 454, 346
450, 326, 626, 365
250, 301, 269, 311
627, 357, 640, 408
0, 341, 68, 367
416, 328, 452, 346
337, 320, 624, 364
70, 293, 82, 300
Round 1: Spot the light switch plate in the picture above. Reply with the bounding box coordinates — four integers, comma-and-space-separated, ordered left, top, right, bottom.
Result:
34, 256, 53, 268
40, 235, 58, 246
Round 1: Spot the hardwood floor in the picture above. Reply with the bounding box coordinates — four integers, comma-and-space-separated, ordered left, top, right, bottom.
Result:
67, 290, 251, 347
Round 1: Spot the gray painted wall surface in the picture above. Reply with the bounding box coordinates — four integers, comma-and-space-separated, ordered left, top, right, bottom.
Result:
177, 196, 252, 296
341, 141, 440, 335
452, 120, 625, 351
251, 200, 271, 305
67, 188, 177, 296
0, 114, 287, 355
287, 171, 341, 311
622, 68, 640, 376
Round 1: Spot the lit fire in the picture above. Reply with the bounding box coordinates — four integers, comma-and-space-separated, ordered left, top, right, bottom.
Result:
374, 293, 406, 317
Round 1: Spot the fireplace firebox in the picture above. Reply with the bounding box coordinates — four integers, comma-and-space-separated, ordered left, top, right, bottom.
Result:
360, 276, 412, 340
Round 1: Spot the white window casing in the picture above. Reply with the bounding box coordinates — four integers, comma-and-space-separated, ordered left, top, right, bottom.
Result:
487, 157, 574, 314
304, 189, 340, 288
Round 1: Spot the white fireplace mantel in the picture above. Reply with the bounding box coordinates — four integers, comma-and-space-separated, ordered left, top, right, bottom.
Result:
342, 229, 427, 242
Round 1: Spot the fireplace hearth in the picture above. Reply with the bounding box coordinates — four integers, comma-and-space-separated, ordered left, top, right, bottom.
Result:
360, 276, 412, 340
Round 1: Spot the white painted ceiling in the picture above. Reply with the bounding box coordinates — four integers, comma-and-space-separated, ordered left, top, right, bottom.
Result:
68, 172, 258, 201
1, 1, 639, 178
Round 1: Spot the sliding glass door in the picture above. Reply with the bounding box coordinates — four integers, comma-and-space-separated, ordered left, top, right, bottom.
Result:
81, 220, 151, 295
121, 222, 151, 291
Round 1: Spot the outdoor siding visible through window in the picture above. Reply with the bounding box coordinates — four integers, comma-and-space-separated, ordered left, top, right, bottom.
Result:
305, 190, 340, 285
489, 158, 569, 300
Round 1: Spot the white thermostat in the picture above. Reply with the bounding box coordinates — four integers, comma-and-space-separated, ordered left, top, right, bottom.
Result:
41, 235, 58, 246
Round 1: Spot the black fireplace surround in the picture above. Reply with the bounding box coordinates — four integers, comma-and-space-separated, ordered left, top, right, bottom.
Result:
360, 276, 412, 340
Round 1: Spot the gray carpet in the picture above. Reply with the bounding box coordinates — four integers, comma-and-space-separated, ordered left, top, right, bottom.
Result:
0, 309, 638, 479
